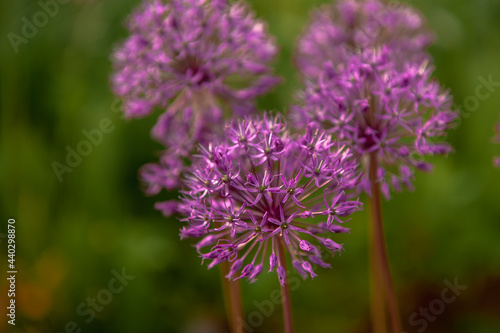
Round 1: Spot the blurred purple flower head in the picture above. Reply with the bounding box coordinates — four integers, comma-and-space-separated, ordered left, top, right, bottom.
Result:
292, 1, 458, 199
140, 152, 184, 195
111, 0, 280, 191
170, 114, 361, 284
296, 0, 433, 78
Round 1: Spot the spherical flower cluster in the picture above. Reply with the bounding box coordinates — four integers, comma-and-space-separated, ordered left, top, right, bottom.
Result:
111, 0, 280, 191
169, 114, 362, 284
295, 0, 433, 78
292, 48, 457, 198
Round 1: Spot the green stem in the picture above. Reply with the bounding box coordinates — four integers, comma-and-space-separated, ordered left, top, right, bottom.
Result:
369, 241, 387, 333
278, 240, 295, 333
368, 152, 402, 333
220, 262, 244, 333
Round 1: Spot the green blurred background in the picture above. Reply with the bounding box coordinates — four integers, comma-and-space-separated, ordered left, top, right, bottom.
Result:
1, 0, 500, 332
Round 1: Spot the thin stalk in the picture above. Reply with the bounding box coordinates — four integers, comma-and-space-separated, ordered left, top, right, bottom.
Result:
278, 240, 295, 333
220, 262, 244, 333
369, 239, 387, 333
368, 152, 402, 333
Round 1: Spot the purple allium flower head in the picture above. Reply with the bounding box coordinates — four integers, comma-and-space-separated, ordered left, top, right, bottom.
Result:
292, 49, 457, 199
112, 0, 280, 191
295, 0, 433, 78
171, 114, 362, 284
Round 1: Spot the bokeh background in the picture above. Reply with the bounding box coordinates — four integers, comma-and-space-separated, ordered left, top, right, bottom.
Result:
1, 0, 500, 332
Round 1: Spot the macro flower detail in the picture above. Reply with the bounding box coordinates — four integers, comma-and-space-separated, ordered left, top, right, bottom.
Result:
292, 0, 457, 197
111, 0, 281, 191
293, 47, 457, 199
140, 152, 184, 195
295, 0, 433, 78
293, 1, 458, 331
173, 115, 361, 284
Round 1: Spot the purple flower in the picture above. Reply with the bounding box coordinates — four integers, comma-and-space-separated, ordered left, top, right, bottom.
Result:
172, 114, 361, 284
295, 0, 433, 78
140, 152, 184, 194
112, 0, 281, 192
293, 13, 457, 198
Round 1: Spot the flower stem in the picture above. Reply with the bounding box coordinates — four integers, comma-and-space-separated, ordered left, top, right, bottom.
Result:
368, 152, 402, 333
369, 243, 387, 333
278, 240, 295, 333
220, 262, 244, 333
